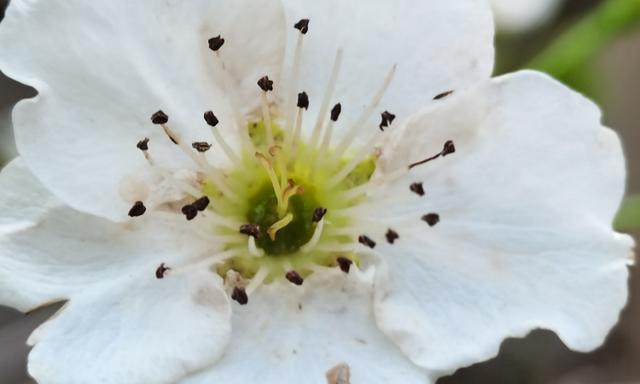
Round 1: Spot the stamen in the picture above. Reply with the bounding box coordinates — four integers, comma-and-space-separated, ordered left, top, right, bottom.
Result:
336, 257, 353, 274
193, 196, 210, 211
258, 76, 275, 146
208, 35, 225, 51
285, 270, 305, 286
267, 212, 294, 240
172, 249, 239, 276
309, 49, 343, 149
239, 223, 261, 238
248, 236, 265, 257
294, 19, 310, 34
155, 263, 170, 279
358, 234, 376, 249
181, 204, 198, 221
410, 182, 425, 196
379, 110, 396, 131
257, 75, 274, 92
246, 266, 269, 296
284, 92, 308, 158
231, 287, 249, 305
408, 140, 456, 170
192, 142, 212, 153
204, 111, 242, 166
150, 110, 169, 125
312, 207, 327, 222
327, 132, 379, 188
269, 145, 288, 194
434, 90, 454, 100
128, 201, 147, 217
385, 229, 399, 244
334, 64, 397, 159
136, 138, 149, 151
310, 102, 341, 177
301, 218, 325, 253
422, 213, 440, 227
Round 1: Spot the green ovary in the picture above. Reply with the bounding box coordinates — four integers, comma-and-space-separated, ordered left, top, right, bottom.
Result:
208, 120, 375, 278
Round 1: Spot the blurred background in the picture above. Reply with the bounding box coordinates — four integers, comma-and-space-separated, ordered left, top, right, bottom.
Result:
0, 0, 638, 383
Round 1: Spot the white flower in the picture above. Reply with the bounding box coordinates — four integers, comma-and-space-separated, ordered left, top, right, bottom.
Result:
490, 0, 563, 33
0, 1, 634, 384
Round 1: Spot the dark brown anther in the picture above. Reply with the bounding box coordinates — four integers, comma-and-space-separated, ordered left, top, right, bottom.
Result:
136, 137, 150, 151
155, 263, 170, 279
151, 110, 169, 125
358, 235, 376, 249
181, 204, 198, 221
379, 111, 396, 131
442, 140, 456, 156
231, 287, 249, 305
336, 257, 353, 274
204, 111, 219, 127
239, 224, 261, 238
410, 182, 425, 196
208, 35, 225, 51
434, 90, 454, 100
422, 213, 440, 227
385, 229, 399, 244
297, 92, 309, 109
257, 76, 274, 92
285, 271, 304, 286
294, 18, 310, 34
128, 201, 146, 217
330, 103, 342, 122
408, 140, 456, 169
192, 142, 212, 152
312, 207, 327, 223
193, 196, 210, 211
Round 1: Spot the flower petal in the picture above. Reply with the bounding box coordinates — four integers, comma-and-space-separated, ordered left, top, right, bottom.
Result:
490, 0, 562, 33
28, 270, 231, 384
365, 71, 635, 373
0, 158, 213, 312
0, 0, 285, 221
182, 268, 432, 384
279, 0, 494, 137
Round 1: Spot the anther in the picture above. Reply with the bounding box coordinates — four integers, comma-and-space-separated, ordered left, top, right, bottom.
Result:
151, 110, 169, 125
203, 111, 219, 127
410, 182, 425, 196
285, 270, 304, 286
193, 196, 210, 211
422, 213, 440, 227
312, 207, 327, 223
294, 18, 310, 34
434, 90, 454, 100
358, 235, 376, 249
330, 103, 342, 122
336, 257, 353, 274
231, 287, 249, 305
128, 201, 146, 217
257, 75, 274, 92
192, 142, 212, 152
136, 138, 149, 151
408, 140, 456, 169
297, 92, 309, 109
379, 111, 396, 131
208, 35, 225, 51
181, 204, 198, 221
239, 224, 261, 238
155, 263, 170, 279
385, 229, 399, 244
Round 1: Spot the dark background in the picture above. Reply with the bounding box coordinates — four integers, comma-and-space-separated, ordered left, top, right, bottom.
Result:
0, 1, 638, 383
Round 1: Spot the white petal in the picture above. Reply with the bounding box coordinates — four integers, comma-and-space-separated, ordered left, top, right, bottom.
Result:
365, 71, 635, 373
28, 270, 231, 384
182, 268, 432, 384
0, 0, 285, 221
0, 158, 213, 312
280, 0, 494, 138
490, 0, 562, 33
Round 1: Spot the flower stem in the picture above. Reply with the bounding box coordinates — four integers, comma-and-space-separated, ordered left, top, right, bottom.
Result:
615, 195, 640, 232
528, 0, 640, 78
